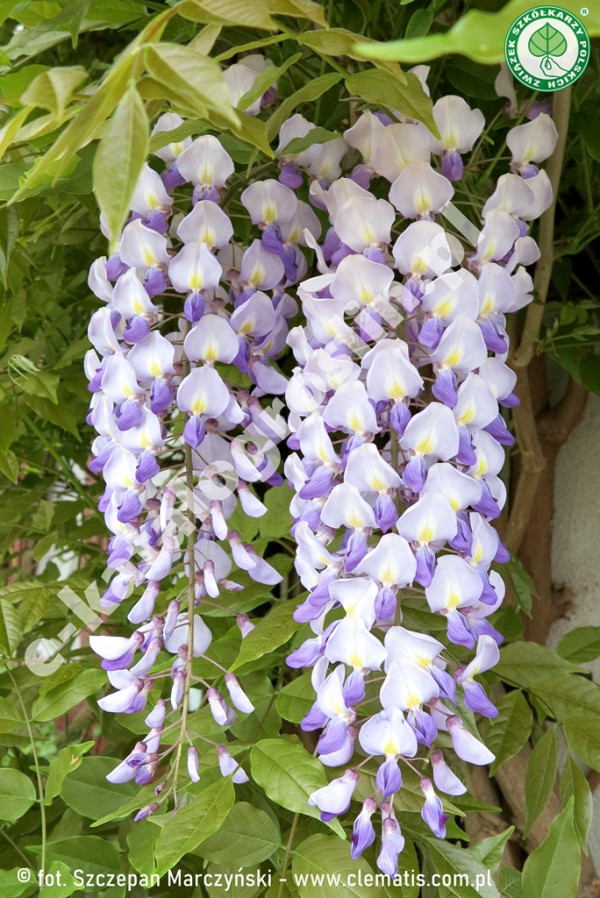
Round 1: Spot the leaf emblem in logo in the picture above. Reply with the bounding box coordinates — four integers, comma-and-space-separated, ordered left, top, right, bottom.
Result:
528, 23, 568, 73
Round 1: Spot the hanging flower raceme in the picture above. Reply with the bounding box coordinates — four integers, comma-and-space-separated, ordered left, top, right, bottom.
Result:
85, 103, 322, 818
282, 83, 554, 873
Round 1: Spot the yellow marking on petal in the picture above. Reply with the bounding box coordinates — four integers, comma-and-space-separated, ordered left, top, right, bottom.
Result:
201, 228, 215, 249
149, 360, 162, 377
250, 265, 265, 286
413, 257, 426, 277
416, 193, 430, 215
457, 403, 475, 426
348, 515, 364, 529
474, 457, 487, 478
350, 652, 363, 669
418, 525, 433, 544
140, 431, 152, 450
333, 701, 344, 716
481, 296, 494, 316
471, 544, 483, 564
435, 299, 453, 319
133, 297, 145, 315
172, 142, 183, 156
449, 494, 460, 512
389, 380, 406, 401
405, 691, 421, 710
239, 320, 254, 335
362, 227, 375, 245
204, 344, 217, 363
415, 653, 431, 669
192, 398, 206, 415
147, 192, 160, 210
443, 349, 462, 368
189, 272, 204, 293
380, 566, 394, 586
122, 381, 135, 399
415, 436, 433, 456
349, 413, 363, 432
446, 590, 461, 609
263, 203, 277, 224
370, 476, 386, 491
383, 738, 398, 757
360, 288, 374, 305
143, 248, 157, 266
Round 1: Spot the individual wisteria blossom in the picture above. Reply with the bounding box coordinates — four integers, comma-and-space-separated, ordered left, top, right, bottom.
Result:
86, 99, 322, 819
281, 76, 555, 873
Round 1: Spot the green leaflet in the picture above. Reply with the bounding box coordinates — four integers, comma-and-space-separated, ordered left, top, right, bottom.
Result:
522, 799, 580, 898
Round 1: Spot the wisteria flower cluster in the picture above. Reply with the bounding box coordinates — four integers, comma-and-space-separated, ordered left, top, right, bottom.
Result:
85, 57, 558, 865
283, 98, 556, 870
84, 61, 325, 817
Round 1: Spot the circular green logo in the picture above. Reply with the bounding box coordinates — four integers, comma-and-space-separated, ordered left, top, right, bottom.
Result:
504, 6, 590, 91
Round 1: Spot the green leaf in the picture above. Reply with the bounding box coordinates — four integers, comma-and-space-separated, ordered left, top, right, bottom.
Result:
353, 0, 600, 64
524, 728, 558, 838
0, 869, 32, 898
506, 557, 536, 616
267, 0, 327, 26
31, 668, 105, 721
21, 66, 86, 118
564, 716, 600, 772
231, 600, 301, 671
426, 840, 501, 898
296, 28, 406, 81
531, 675, 600, 722
250, 736, 344, 836
495, 642, 587, 688
276, 672, 315, 723
498, 868, 523, 898
345, 69, 437, 135
280, 126, 340, 156
0, 768, 36, 822
196, 802, 280, 866
557, 626, 600, 663
522, 798, 580, 898
44, 740, 95, 803
60, 755, 138, 815
469, 827, 514, 874
482, 690, 532, 775
12, 50, 137, 199
560, 755, 593, 850
292, 834, 385, 898
230, 113, 274, 157
93, 82, 148, 244
154, 777, 235, 875
528, 23, 567, 58
127, 819, 158, 876
178, 0, 277, 30
0, 697, 21, 734
0, 598, 22, 656
267, 73, 342, 141
0, 206, 19, 288
0, 106, 32, 163
405, 8, 433, 39
38, 861, 76, 898
0, 450, 19, 484
144, 43, 238, 125
41, 837, 121, 890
